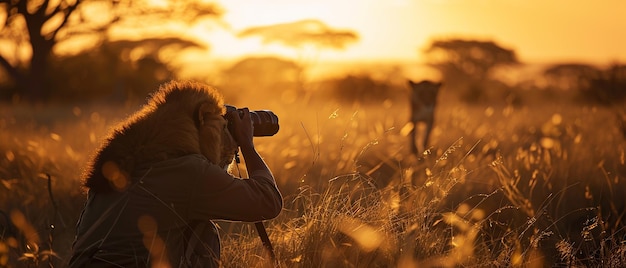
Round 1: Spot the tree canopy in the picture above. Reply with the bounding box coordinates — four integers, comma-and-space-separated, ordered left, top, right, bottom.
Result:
423, 38, 520, 103
424, 39, 519, 82
0, 0, 222, 102
238, 19, 359, 50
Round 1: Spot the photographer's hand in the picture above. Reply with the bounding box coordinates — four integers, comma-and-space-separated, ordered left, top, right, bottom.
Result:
228, 108, 275, 184
228, 108, 254, 148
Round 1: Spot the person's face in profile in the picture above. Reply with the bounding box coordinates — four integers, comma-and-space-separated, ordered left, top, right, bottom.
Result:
198, 113, 237, 169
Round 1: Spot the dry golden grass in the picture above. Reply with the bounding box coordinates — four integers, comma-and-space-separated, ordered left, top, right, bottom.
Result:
1, 84, 625, 267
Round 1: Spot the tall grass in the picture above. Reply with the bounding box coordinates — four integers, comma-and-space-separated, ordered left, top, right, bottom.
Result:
217, 92, 626, 267
1, 89, 625, 267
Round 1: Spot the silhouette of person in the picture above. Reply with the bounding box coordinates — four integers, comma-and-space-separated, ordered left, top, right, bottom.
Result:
68, 81, 282, 267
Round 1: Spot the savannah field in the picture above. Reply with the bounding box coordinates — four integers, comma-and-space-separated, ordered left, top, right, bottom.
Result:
1, 68, 626, 267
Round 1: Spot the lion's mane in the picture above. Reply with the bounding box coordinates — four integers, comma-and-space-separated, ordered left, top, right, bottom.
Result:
84, 81, 226, 193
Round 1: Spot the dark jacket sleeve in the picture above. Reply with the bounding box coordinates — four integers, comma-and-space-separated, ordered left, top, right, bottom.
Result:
188, 160, 283, 222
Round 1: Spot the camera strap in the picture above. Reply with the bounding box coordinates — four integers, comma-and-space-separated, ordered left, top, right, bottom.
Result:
233, 151, 278, 266
255, 221, 278, 266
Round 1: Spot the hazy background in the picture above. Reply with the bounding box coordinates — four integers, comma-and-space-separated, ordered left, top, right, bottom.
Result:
201, 0, 626, 63
1, 0, 626, 266
1, 0, 625, 103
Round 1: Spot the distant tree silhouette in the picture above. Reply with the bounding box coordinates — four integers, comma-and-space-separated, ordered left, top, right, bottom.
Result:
542, 62, 626, 105
423, 39, 519, 102
586, 63, 626, 104
48, 38, 204, 103
0, 0, 81, 101
0, 0, 222, 102
235, 19, 359, 102
221, 56, 303, 105
238, 19, 358, 51
543, 63, 601, 90
318, 74, 395, 104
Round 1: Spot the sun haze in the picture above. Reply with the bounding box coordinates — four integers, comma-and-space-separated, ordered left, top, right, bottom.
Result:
193, 0, 626, 64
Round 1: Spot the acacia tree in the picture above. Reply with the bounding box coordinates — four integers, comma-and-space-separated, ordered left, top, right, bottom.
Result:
0, 0, 221, 102
0, 0, 81, 101
423, 39, 519, 102
543, 63, 601, 90
236, 19, 358, 98
238, 19, 358, 51
424, 39, 519, 82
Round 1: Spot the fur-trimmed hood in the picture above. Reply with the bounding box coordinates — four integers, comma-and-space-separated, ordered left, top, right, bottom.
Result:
84, 81, 227, 193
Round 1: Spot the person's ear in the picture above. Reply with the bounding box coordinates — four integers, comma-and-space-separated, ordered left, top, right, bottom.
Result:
197, 102, 212, 126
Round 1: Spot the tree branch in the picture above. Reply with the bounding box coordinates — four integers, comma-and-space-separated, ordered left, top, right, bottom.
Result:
49, 0, 82, 40
0, 55, 23, 83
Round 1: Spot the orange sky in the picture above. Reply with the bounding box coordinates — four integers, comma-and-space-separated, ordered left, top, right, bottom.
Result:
188, 0, 625, 65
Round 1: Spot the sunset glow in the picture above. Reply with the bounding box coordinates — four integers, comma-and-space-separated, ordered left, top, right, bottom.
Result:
196, 0, 626, 64
3, 0, 626, 266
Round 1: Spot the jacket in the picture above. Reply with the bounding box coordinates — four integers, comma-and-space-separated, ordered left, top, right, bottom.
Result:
69, 154, 282, 267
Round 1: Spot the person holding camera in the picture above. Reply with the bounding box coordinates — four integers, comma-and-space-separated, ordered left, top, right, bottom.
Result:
68, 81, 283, 267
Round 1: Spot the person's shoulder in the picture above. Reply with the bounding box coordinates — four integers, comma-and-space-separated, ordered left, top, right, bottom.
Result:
181, 153, 210, 163
173, 154, 225, 173
166, 153, 207, 163
144, 154, 210, 172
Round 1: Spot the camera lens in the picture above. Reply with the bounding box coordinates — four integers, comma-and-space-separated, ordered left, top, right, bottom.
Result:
224, 105, 279, 137
249, 110, 279, 136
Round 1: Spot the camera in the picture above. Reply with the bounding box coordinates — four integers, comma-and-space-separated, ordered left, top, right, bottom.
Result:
225, 105, 279, 137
